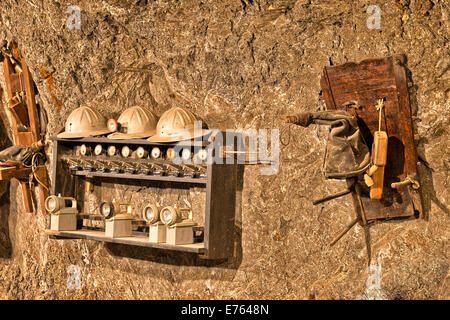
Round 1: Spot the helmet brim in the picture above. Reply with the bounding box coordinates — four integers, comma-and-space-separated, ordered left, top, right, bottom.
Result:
147, 129, 213, 143
57, 128, 111, 139
107, 129, 156, 140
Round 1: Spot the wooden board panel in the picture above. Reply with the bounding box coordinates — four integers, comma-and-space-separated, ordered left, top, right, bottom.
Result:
51, 141, 77, 197
21, 57, 40, 142
15, 132, 33, 146
45, 229, 206, 253
321, 55, 422, 220
3, 56, 20, 143
204, 160, 237, 259
0, 166, 32, 180
8, 73, 25, 93
20, 181, 33, 213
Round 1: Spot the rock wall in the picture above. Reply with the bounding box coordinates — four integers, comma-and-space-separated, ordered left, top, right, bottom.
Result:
0, 0, 448, 299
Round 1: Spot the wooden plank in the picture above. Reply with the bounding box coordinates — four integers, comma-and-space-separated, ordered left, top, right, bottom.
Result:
15, 132, 33, 146
8, 73, 24, 93
8, 99, 30, 126
45, 229, 206, 253
51, 136, 211, 147
203, 161, 237, 259
21, 57, 40, 142
392, 56, 422, 217
2, 57, 20, 143
325, 59, 396, 95
52, 142, 77, 200
33, 164, 48, 214
0, 166, 32, 180
20, 181, 33, 213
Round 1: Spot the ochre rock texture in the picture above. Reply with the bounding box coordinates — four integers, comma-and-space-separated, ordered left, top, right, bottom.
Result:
0, 0, 448, 299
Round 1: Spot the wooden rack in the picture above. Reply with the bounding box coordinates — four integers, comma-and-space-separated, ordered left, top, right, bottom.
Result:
46, 135, 237, 259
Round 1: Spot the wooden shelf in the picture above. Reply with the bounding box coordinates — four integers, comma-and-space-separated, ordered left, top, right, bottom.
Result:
45, 229, 206, 254
50, 136, 210, 147
49, 132, 237, 259
72, 169, 207, 184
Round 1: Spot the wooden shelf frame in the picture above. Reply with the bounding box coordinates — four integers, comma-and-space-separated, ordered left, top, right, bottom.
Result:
49, 135, 237, 259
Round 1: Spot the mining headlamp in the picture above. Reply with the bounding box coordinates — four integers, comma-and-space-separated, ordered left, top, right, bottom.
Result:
94, 144, 103, 156
150, 147, 161, 159
181, 148, 192, 161
80, 144, 91, 156
107, 145, 117, 157
100, 201, 132, 220
45, 196, 58, 213
160, 206, 192, 226
136, 146, 148, 159
198, 148, 208, 161
44, 194, 77, 214
99, 201, 114, 219
193, 148, 208, 163
121, 146, 131, 158
166, 147, 176, 160
107, 118, 118, 132
142, 204, 160, 224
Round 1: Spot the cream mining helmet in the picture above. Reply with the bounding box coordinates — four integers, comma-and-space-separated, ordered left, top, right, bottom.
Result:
147, 107, 211, 143
57, 106, 110, 138
108, 106, 158, 139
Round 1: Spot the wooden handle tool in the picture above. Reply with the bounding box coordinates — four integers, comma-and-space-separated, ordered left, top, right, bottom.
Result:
369, 99, 388, 200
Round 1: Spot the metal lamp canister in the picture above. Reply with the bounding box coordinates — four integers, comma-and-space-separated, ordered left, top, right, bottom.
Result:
150, 147, 162, 160
107, 145, 118, 157
160, 206, 196, 245
143, 204, 166, 243
100, 200, 133, 238
99, 201, 132, 220
79, 144, 91, 156
121, 146, 132, 158
45, 194, 77, 214
45, 194, 78, 231
142, 203, 161, 224
159, 206, 192, 226
93, 144, 104, 156
133, 146, 148, 159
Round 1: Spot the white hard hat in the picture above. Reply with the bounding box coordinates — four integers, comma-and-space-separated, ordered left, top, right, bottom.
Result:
57, 106, 110, 138
147, 107, 211, 143
108, 106, 158, 139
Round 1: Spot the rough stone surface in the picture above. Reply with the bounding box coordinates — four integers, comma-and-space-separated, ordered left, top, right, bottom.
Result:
0, 0, 448, 299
